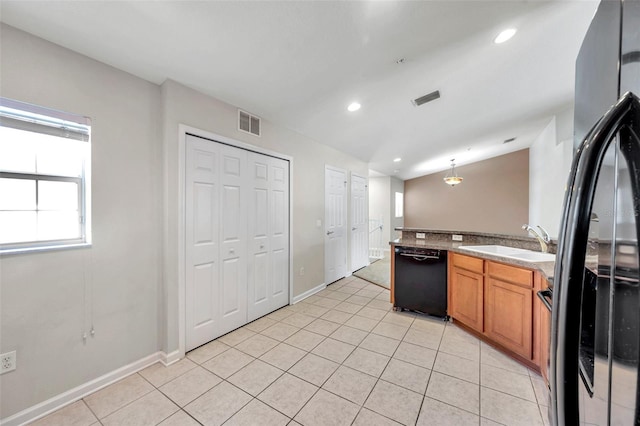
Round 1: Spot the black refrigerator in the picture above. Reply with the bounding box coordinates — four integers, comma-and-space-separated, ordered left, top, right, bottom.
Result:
549, 0, 640, 425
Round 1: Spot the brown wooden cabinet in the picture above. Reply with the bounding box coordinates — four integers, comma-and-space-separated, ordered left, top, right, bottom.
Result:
448, 252, 549, 373
449, 254, 484, 333
485, 276, 533, 359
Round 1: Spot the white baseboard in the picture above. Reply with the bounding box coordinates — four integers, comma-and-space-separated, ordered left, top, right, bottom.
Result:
161, 350, 181, 366
291, 282, 326, 304
1, 351, 175, 426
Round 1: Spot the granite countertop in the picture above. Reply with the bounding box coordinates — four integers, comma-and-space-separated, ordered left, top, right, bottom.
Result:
391, 238, 556, 283
394, 227, 557, 243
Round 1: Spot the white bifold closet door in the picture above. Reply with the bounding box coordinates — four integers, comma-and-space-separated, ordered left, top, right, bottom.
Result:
185, 134, 289, 351
247, 153, 290, 322
219, 144, 248, 334
185, 136, 220, 349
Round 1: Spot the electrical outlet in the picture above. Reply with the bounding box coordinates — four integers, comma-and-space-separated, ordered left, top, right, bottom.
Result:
452, 234, 463, 241
416, 232, 426, 239
0, 351, 16, 374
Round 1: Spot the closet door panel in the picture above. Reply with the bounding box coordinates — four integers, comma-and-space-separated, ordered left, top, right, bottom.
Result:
185, 136, 220, 351
247, 154, 272, 320
219, 145, 248, 334
186, 136, 290, 349
269, 158, 289, 310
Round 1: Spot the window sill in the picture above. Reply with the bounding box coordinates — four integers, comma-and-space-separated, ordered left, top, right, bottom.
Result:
0, 242, 92, 256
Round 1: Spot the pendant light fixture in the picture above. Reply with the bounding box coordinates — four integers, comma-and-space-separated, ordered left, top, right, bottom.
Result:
443, 159, 463, 186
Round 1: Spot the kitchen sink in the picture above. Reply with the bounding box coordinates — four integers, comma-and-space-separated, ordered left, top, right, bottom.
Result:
458, 245, 555, 263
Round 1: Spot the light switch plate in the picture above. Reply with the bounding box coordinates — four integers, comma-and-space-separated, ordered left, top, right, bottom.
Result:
452, 234, 463, 241
416, 232, 426, 239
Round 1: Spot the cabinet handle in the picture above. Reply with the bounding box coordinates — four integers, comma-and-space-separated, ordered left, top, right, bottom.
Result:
327, 231, 334, 235
537, 289, 553, 312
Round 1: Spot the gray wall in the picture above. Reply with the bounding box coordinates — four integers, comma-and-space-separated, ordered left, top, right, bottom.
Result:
0, 24, 162, 418
404, 150, 529, 235
529, 111, 574, 238
368, 176, 405, 245
159, 80, 368, 353
0, 24, 367, 419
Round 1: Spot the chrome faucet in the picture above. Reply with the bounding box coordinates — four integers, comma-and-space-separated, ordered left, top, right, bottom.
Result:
522, 224, 551, 253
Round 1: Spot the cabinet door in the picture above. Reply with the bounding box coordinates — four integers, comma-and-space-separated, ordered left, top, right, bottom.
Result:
485, 277, 533, 359
450, 266, 484, 333
539, 293, 551, 385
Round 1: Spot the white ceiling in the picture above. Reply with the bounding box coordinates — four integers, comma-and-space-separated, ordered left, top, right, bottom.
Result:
0, 0, 598, 180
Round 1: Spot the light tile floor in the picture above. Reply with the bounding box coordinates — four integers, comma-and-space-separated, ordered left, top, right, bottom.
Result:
29, 276, 551, 426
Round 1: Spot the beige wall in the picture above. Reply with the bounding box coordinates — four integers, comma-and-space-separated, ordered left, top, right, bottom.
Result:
404, 150, 529, 235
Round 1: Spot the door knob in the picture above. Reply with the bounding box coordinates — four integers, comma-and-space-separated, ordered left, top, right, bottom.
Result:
229, 248, 235, 254
327, 231, 334, 235
352, 227, 357, 231
260, 244, 265, 249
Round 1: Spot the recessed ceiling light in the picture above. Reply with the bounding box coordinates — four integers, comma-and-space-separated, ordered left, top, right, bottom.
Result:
494, 28, 517, 44
347, 102, 361, 112
393, 158, 402, 162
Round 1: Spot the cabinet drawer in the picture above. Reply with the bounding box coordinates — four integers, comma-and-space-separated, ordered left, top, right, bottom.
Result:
488, 262, 533, 288
452, 253, 484, 273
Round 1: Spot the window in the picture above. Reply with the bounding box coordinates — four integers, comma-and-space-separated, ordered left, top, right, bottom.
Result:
395, 192, 403, 218
0, 98, 91, 253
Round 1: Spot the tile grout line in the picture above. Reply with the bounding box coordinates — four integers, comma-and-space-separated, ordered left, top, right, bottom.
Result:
282, 283, 394, 424
53, 280, 540, 426
413, 317, 448, 426
88, 373, 157, 422
80, 398, 101, 425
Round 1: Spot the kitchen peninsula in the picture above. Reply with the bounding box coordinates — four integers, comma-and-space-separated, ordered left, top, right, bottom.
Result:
391, 228, 555, 382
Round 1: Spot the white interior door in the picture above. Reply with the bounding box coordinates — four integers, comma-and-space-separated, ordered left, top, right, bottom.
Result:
219, 145, 248, 335
350, 173, 369, 272
325, 166, 347, 285
247, 153, 290, 321
185, 135, 220, 351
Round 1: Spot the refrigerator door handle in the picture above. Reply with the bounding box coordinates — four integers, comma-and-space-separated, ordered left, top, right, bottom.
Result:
551, 91, 640, 425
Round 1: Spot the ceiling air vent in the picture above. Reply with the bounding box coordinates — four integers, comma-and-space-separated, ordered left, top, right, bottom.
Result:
238, 110, 261, 137
412, 90, 440, 107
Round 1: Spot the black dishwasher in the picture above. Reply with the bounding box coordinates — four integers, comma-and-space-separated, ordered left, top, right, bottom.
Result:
394, 246, 448, 318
